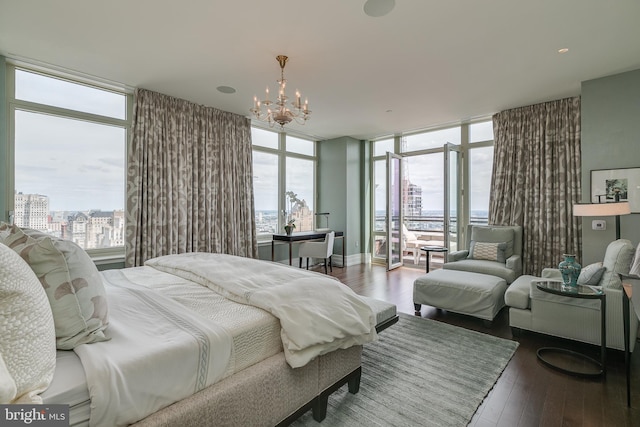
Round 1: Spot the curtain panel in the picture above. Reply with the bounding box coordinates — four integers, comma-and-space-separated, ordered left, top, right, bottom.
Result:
489, 97, 581, 275
126, 88, 257, 267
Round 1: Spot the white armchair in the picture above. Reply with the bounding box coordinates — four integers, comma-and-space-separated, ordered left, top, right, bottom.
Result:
298, 231, 335, 274
444, 224, 523, 284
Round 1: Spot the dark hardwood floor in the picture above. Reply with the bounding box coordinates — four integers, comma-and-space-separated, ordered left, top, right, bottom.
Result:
319, 262, 640, 427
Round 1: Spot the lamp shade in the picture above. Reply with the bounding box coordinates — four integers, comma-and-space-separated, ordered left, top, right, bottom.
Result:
573, 201, 631, 217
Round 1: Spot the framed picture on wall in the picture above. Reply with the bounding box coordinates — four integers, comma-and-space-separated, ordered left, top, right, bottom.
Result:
591, 167, 640, 213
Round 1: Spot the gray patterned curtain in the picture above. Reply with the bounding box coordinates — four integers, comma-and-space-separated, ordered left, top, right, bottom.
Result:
489, 97, 581, 275
125, 89, 257, 267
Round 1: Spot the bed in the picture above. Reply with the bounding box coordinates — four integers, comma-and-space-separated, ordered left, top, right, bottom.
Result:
0, 224, 397, 427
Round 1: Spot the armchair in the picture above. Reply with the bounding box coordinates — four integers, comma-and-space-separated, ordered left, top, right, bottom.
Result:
505, 239, 638, 351
443, 224, 523, 284
298, 231, 335, 274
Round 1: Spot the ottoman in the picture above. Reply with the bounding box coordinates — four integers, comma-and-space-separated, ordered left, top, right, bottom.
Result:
413, 269, 507, 325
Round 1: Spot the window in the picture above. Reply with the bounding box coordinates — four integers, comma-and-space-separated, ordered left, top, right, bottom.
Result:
469, 147, 494, 225
8, 67, 131, 252
374, 137, 394, 157
370, 121, 494, 262
402, 127, 461, 152
252, 150, 279, 234
251, 127, 316, 239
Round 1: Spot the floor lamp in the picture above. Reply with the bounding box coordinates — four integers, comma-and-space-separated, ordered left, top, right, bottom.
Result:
573, 201, 631, 240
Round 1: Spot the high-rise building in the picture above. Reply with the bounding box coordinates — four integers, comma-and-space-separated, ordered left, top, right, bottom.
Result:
14, 192, 49, 231
403, 180, 423, 218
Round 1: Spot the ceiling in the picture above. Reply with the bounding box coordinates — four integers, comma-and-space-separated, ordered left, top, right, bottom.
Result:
1, 0, 639, 141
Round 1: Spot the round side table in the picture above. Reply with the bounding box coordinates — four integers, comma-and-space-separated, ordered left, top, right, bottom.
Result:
420, 246, 448, 273
534, 280, 606, 378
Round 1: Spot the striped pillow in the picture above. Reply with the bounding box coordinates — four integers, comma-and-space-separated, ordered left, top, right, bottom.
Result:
468, 241, 508, 263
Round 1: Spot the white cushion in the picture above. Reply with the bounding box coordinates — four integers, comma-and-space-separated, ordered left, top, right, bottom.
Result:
0, 242, 56, 403
0, 353, 18, 403
577, 262, 606, 286
630, 245, 640, 277
6, 227, 110, 349
600, 239, 634, 289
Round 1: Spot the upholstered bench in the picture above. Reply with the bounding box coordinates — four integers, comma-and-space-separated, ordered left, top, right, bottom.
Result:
361, 296, 399, 332
413, 269, 507, 326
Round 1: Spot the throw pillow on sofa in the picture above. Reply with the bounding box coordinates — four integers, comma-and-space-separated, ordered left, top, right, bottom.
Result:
630, 245, 640, 277
577, 262, 606, 286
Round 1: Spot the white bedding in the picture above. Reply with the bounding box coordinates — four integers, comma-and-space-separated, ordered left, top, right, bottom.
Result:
66, 253, 376, 426
74, 270, 233, 427
115, 266, 283, 375
145, 253, 378, 368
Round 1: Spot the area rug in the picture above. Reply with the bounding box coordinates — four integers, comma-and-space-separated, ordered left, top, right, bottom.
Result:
292, 313, 519, 427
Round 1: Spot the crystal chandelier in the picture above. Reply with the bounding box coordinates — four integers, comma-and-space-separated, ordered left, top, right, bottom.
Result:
250, 55, 311, 128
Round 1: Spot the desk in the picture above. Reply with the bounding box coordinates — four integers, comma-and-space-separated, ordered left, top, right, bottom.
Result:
272, 231, 345, 267
535, 280, 606, 378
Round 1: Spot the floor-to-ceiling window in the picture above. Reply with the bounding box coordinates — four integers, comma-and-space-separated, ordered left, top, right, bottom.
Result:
5, 65, 131, 256
468, 121, 495, 225
251, 127, 316, 240
371, 121, 494, 265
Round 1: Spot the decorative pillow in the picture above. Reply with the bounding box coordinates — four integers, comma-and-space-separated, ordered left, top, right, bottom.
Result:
0, 221, 11, 242
470, 227, 515, 259
577, 262, 606, 286
10, 228, 110, 349
630, 245, 640, 277
1, 224, 30, 249
468, 241, 508, 263
0, 242, 56, 403
0, 353, 18, 403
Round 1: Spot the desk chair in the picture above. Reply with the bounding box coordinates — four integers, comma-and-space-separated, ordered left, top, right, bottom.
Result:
299, 231, 335, 274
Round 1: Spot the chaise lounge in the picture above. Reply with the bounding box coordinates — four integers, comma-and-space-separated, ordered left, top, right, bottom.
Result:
413, 224, 523, 325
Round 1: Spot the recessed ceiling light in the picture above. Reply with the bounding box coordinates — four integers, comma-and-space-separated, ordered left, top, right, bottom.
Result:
558, 48, 569, 54
217, 86, 236, 94
364, 0, 395, 17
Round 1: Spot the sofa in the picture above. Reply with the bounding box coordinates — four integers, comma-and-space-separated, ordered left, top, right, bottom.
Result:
505, 239, 638, 351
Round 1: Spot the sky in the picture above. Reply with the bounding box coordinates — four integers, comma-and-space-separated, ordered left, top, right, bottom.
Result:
14, 70, 126, 212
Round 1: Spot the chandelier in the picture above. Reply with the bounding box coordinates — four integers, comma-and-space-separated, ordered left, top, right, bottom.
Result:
250, 55, 311, 128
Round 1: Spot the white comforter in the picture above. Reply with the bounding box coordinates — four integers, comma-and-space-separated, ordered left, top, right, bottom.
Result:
145, 253, 378, 368
74, 270, 233, 427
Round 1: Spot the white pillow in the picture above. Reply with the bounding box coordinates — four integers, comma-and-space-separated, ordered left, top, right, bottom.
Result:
0, 353, 17, 403
0, 242, 56, 403
630, 245, 640, 277
10, 227, 110, 349
577, 262, 606, 286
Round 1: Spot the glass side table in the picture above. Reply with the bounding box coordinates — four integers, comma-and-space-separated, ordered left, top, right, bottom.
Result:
534, 280, 606, 378
420, 246, 448, 273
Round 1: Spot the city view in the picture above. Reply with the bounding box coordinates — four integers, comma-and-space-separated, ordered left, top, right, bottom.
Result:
13, 192, 125, 250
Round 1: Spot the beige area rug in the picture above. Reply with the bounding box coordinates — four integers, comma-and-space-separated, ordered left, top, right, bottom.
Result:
292, 313, 519, 426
